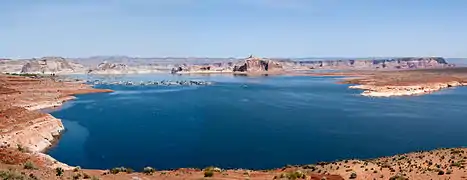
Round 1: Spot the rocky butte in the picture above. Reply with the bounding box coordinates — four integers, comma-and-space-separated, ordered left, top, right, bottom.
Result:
232, 55, 283, 73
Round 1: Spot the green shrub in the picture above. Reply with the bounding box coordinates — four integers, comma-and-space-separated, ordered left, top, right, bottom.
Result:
451, 162, 462, 167
83, 173, 91, 179
29, 173, 39, 180
204, 169, 214, 177
17, 144, 30, 153
24, 161, 37, 170
349, 172, 357, 179
389, 174, 409, 180
109, 167, 133, 174
437, 169, 445, 175
91, 176, 100, 180
56, 167, 64, 176
0, 170, 29, 179
73, 173, 82, 180
143, 167, 156, 175
73, 166, 81, 172
281, 170, 306, 180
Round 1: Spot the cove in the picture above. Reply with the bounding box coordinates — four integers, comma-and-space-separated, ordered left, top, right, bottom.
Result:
47, 75, 467, 170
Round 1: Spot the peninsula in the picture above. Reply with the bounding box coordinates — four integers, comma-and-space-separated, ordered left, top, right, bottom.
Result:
308, 67, 467, 97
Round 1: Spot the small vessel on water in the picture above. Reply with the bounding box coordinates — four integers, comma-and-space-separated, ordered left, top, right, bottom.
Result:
88, 79, 213, 86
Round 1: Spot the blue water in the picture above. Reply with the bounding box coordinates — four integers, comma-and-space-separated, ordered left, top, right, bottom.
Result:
48, 75, 467, 170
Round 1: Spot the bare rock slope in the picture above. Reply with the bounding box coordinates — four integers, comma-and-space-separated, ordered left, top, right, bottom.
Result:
20, 57, 87, 74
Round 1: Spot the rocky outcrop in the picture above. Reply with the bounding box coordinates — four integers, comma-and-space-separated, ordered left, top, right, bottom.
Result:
350, 81, 466, 97
20, 57, 86, 74
88, 62, 167, 74
233, 56, 283, 73
87, 61, 128, 74
0, 56, 456, 75
0, 74, 112, 171
299, 57, 451, 69
0, 114, 64, 152
0, 59, 30, 74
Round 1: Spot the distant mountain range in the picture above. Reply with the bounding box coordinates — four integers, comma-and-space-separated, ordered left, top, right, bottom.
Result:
0, 56, 459, 75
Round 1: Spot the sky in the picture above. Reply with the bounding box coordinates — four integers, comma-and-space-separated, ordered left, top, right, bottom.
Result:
0, 0, 466, 58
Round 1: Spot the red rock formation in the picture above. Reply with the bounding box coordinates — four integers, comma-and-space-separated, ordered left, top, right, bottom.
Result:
233, 56, 283, 72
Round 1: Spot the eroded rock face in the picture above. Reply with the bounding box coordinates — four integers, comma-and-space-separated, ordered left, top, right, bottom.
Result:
88, 61, 129, 74
20, 57, 86, 74
350, 81, 466, 97
299, 57, 451, 69
0, 75, 112, 153
233, 57, 283, 72
0, 114, 64, 152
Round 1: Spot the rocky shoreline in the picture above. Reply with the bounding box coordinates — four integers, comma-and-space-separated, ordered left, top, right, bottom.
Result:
316, 68, 467, 97
349, 81, 467, 97
0, 74, 112, 170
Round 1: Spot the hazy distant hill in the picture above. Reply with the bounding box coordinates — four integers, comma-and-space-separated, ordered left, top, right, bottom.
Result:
0, 56, 458, 75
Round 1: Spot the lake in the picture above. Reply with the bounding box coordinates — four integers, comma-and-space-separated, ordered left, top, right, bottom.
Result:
48, 74, 467, 170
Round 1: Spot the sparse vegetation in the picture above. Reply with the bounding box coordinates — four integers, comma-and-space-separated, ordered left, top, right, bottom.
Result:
83, 173, 91, 179
73, 173, 82, 180
143, 166, 156, 175
55, 167, 64, 176
0, 170, 30, 179
451, 162, 463, 167
437, 169, 445, 175
204, 169, 214, 177
28, 173, 39, 180
349, 172, 357, 179
389, 174, 409, 180
17, 144, 30, 153
24, 161, 37, 170
7, 73, 41, 77
73, 166, 81, 172
110, 167, 133, 174
277, 170, 306, 180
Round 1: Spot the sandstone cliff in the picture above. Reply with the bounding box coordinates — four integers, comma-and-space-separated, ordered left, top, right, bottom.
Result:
0, 75, 111, 153
87, 61, 166, 74
233, 56, 283, 73
20, 57, 87, 74
87, 61, 128, 74
298, 57, 450, 69
0, 59, 28, 74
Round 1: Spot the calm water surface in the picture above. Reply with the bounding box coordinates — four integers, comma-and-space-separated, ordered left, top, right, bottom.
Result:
48, 74, 467, 170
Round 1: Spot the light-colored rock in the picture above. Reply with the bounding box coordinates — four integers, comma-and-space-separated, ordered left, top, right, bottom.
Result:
20, 57, 87, 74
0, 114, 64, 152
351, 81, 465, 97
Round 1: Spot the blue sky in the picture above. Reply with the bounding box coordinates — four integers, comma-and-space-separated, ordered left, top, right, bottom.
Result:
0, 0, 466, 58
